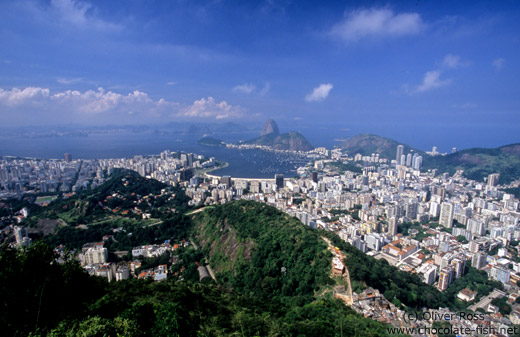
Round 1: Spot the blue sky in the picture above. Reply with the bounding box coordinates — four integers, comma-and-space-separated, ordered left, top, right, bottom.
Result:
0, 0, 519, 149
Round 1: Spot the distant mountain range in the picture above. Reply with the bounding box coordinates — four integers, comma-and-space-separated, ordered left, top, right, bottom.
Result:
339, 134, 520, 184
239, 119, 314, 151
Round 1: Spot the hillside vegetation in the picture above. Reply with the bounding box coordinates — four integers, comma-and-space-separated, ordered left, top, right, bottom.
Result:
2, 223, 394, 336
9, 169, 192, 252
192, 200, 333, 302
422, 144, 520, 183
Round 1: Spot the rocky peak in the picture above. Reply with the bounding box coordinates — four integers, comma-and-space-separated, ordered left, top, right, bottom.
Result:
260, 119, 280, 136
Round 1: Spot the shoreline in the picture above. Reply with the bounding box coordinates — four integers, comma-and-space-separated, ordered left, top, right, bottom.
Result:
203, 162, 280, 181
196, 161, 229, 175
205, 173, 276, 182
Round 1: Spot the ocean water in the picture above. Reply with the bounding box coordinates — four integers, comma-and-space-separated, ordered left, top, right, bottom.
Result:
0, 132, 308, 178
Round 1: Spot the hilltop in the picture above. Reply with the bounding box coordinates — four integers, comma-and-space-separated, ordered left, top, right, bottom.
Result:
260, 118, 280, 136
240, 119, 313, 151
192, 200, 333, 298
14, 169, 191, 250
339, 134, 423, 158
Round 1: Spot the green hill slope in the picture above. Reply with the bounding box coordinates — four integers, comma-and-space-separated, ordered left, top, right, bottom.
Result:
422, 143, 520, 183
191, 201, 454, 311
192, 200, 333, 300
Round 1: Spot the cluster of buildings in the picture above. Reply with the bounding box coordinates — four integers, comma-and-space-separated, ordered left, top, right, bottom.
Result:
76, 242, 128, 282
0, 151, 218, 200
0, 156, 93, 199
76, 240, 186, 282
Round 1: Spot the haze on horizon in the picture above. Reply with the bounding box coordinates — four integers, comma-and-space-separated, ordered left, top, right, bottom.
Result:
1, 0, 519, 151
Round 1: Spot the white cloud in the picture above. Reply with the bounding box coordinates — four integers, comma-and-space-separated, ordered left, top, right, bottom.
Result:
415, 70, 451, 93
180, 97, 244, 119
50, 87, 162, 114
492, 58, 505, 70
330, 8, 423, 42
0, 86, 245, 124
166, 81, 177, 86
0, 87, 50, 106
259, 82, 271, 96
305, 83, 333, 102
57, 77, 83, 84
442, 54, 462, 69
232, 83, 256, 94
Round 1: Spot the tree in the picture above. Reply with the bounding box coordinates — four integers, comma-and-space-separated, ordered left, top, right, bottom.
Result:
456, 235, 469, 244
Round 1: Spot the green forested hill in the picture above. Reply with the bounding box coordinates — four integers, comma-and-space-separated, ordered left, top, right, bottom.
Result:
192, 201, 453, 310
2, 195, 404, 336
6, 169, 192, 252
21, 169, 182, 226
422, 143, 520, 183
192, 200, 333, 301
1, 242, 394, 337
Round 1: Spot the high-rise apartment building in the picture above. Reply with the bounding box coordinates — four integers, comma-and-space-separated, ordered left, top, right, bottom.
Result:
439, 202, 454, 228
396, 145, 404, 165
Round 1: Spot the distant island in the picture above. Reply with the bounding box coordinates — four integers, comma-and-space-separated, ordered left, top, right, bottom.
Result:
238, 119, 314, 152
197, 136, 225, 147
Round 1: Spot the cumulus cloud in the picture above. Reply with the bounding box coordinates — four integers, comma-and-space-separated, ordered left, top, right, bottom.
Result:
0, 86, 244, 124
442, 54, 462, 69
232, 83, 256, 94
180, 97, 244, 119
50, 87, 164, 114
492, 58, 505, 70
305, 83, 333, 102
330, 8, 423, 42
415, 70, 451, 93
0, 87, 50, 106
